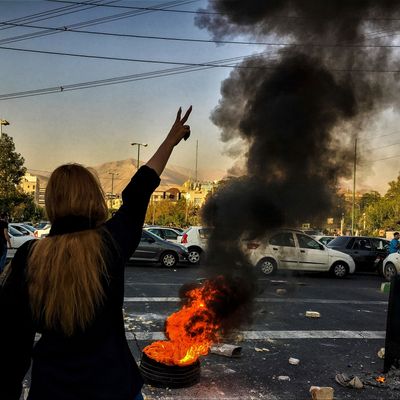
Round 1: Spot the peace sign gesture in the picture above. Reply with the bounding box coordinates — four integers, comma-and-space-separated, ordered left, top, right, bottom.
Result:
167, 106, 192, 146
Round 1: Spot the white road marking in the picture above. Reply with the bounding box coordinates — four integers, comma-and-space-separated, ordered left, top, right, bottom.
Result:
124, 297, 386, 305
126, 330, 385, 341
35, 330, 385, 342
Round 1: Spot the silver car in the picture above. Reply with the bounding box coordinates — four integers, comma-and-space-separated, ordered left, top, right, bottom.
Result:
129, 230, 189, 268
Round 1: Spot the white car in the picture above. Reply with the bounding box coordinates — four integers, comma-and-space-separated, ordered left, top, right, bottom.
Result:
6, 225, 36, 259
313, 235, 336, 246
144, 227, 182, 243
244, 229, 355, 278
9, 223, 36, 237
382, 252, 400, 281
34, 224, 51, 238
178, 226, 212, 264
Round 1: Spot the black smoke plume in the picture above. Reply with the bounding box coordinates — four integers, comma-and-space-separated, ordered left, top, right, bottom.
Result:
186, 1, 400, 334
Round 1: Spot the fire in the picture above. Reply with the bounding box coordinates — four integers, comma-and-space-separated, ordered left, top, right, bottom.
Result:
143, 281, 222, 366
375, 376, 385, 383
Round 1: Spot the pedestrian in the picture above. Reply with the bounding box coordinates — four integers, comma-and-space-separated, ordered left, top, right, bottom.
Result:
0, 212, 12, 274
0, 106, 192, 400
389, 231, 400, 254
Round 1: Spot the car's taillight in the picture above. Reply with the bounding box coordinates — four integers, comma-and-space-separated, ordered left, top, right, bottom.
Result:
34, 231, 38, 238
181, 233, 188, 244
247, 242, 259, 249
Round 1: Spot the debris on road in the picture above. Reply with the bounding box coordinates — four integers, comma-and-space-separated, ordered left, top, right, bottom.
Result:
309, 385, 334, 400
210, 343, 242, 358
277, 375, 291, 381
254, 347, 270, 352
276, 288, 287, 295
335, 373, 364, 389
349, 376, 364, 389
306, 311, 321, 318
288, 357, 300, 365
378, 347, 385, 359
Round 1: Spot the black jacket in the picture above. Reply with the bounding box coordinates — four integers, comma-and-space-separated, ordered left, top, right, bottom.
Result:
0, 166, 160, 400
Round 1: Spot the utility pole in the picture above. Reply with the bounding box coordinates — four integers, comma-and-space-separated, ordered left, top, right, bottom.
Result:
351, 137, 357, 235
108, 171, 119, 208
195, 140, 198, 183
131, 142, 148, 169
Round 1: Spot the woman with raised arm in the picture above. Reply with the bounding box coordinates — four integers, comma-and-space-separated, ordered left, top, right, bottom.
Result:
0, 106, 192, 400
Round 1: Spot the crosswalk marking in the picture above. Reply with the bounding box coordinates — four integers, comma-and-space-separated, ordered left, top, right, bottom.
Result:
34, 330, 386, 342
126, 330, 385, 341
124, 297, 386, 305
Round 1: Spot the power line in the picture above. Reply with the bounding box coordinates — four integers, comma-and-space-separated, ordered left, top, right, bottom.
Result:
358, 130, 400, 142
2, 44, 400, 74
360, 153, 400, 164
47, 1, 400, 22
0, 52, 279, 100
0, 0, 115, 32
4, 21, 400, 49
0, 0, 195, 45
0, 44, 268, 68
368, 142, 400, 151
47, 0, 218, 15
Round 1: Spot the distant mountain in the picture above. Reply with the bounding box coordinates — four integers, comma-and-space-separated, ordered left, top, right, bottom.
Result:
29, 159, 227, 195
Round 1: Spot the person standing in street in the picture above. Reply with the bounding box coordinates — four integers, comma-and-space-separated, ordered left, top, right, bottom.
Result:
0, 106, 192, 400
389, 232, 400, 254
0, 213, 12, 274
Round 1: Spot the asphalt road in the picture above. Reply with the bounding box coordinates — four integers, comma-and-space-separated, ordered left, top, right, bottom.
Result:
19, 263, 398, 400
123, 263, 397, 400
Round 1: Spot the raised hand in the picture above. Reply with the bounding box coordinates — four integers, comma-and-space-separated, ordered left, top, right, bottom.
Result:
166, 106, 192, 146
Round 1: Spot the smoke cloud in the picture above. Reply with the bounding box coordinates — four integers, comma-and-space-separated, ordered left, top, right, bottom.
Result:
185, 1, 400, 334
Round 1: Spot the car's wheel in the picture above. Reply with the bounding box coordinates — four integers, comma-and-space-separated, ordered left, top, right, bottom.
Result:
257, 258, 277, 276
187, 247, 202, 264
160, 252, 178, 268
383, 262, 397, 281
330, 262, 349, 278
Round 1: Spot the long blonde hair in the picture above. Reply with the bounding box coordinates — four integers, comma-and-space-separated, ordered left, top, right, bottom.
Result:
28, 164, 109, 336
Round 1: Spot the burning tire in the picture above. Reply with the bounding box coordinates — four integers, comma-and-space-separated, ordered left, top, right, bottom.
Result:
140, 352, 200, 388
160, 252, 178, 268
187, 247, 202, 264
383, 262, 397, 281
330, 261, 349, 278
257, 258, 277, 276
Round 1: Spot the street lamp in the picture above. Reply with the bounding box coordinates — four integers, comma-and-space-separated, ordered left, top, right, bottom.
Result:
131, 142, 148, 169
0, 119, 10, 138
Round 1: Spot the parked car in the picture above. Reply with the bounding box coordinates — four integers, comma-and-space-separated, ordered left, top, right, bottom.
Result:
313, 235, 336, 246
129, 230, 189, 267
9, 223, 35, 237
6, 225, 36, 259
243, 229, 355, 278
327, 236, 389, 275
178, 226, 212, 264
34, 224, 51, 238
144, 226, 182, 243
382, 252, 400, 280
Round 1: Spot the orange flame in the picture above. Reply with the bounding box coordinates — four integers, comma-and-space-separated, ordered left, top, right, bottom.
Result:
143, 283, 221, 366
375, 376, 385, 383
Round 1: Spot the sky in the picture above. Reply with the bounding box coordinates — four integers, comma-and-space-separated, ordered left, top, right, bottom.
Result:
1, 0, 400, 194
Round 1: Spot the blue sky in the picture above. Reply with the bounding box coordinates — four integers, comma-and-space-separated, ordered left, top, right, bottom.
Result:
1, 0, 400, 193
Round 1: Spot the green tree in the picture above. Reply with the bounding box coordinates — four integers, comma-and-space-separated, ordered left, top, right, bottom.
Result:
363, 175, 400, 234
0, 133, 27, 214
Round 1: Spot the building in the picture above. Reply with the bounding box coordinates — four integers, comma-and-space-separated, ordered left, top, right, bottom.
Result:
20, 173, 40, 204
181, 180, 218, 207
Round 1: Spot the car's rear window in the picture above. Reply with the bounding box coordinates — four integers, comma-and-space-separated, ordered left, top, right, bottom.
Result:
327, 237, 349, 247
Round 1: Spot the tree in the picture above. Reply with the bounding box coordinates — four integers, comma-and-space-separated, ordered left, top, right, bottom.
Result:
0, 133, 27, 214
363, 175, 400, 234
